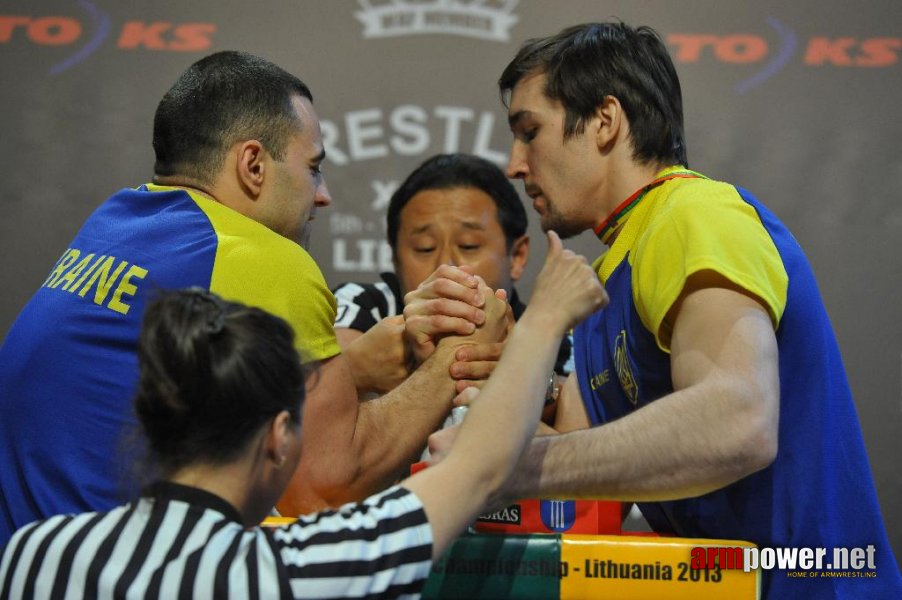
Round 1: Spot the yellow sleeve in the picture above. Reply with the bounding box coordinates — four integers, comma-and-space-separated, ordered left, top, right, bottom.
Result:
197, 199, 340, 363
632, 180, 788, 352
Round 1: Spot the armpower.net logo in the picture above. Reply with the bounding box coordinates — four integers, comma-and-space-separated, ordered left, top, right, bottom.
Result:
691, 544, 880, 579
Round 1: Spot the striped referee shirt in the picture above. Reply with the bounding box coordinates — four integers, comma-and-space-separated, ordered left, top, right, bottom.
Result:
0, 482, 432, 599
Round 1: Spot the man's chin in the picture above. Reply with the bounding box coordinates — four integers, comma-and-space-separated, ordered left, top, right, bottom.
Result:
541, 218, 580, 240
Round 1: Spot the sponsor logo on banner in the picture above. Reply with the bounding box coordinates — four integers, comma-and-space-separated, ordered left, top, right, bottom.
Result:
355, 0, 519, 41
0, 1, 215, 74
319, 102, 510, 273
2, 7, 896, 81
540, 500, 576, 532
478, 503, 522, 525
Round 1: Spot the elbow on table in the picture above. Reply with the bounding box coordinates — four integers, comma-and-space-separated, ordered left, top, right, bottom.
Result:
279, 456, 365, 515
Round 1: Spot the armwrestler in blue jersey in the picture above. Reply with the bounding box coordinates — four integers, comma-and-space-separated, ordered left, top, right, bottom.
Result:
0, 51, 510, 543
428, 22, 902, 599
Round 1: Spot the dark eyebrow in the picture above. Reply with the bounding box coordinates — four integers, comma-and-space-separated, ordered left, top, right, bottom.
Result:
508, 110, 529, 129
409, 220, 487, 236
460, 221, 487, 232
311, 148, 326, 164
410, 224, 433, 236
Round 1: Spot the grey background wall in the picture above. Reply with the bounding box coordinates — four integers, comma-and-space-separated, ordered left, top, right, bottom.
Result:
1, 1, 899, 562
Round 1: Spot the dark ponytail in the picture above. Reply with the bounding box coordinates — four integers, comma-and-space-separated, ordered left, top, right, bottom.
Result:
134, 288, 307, 475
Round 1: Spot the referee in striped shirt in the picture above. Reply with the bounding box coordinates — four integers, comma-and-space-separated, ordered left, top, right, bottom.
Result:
1, 234, 605, 599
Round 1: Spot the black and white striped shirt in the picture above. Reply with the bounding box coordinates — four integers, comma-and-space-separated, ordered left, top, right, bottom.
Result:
333, 272, 574, 374
0, 482, 432, 599
333, 272, 404, 334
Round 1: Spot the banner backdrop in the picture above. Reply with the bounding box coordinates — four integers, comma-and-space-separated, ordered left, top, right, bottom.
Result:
1, 0, 900, 565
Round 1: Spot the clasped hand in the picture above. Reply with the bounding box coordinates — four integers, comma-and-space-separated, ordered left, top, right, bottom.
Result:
403, 265, 513, 392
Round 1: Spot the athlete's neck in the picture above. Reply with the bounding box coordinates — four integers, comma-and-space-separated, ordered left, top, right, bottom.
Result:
595, 161, 672, 245
151, 176, 219, 203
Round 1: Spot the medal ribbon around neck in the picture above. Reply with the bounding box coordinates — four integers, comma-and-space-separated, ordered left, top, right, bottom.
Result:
594, 170, 704, 244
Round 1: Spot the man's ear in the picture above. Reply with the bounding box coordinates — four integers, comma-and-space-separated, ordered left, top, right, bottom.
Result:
594, 95, 624, 151
235, 140, 266, 199
508, 234, 529, 281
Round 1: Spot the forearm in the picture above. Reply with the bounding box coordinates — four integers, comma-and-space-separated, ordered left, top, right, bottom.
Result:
343, 334, 385, 395
341, 344, 460, 498
335, 328, 372, 395
403, 312, 565, 555
402, 231, 608, 557
510, 377, 778, 501
448, 311, 563, 499
337, 324, 409, 396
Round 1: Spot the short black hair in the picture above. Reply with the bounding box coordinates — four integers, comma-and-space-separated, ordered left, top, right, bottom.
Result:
134, 288, 307, 475
386, 153, 528, 254
153, 50, 313, 185
499, 22, 688, 167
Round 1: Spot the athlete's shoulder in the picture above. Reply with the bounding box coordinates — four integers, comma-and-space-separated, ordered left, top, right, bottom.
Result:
662, 176, 742, 214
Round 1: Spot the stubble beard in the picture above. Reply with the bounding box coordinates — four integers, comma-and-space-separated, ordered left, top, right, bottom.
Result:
540, 201, 585, 240
299, 222, 312, 250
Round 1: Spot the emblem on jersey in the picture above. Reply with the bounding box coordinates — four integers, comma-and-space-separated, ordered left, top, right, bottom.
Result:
614, 330, 639, 406
540, 500, 576, 532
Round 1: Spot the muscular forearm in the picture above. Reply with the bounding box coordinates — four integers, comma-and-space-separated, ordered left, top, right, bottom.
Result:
277, 343, 456, 514
510, 377, 778, 502
282, 348, 457, 513
445, 312, 564, 495
334, 344, 461, 501
509, 285, 781, 503
337, 321, 410, 396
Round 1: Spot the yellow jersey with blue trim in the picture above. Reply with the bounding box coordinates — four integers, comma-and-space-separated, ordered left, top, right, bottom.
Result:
573, 168, 901, 598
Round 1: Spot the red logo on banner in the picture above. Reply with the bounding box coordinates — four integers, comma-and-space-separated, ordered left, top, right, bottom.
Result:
0, 15, 215, 50
0, 16, 81, 45
664, 17, 900, 92
804, 37, 902, 67
0, 7, 216, 74
117, 21, 216, 51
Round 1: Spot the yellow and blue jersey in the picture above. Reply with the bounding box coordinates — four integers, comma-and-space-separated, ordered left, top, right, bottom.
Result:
0, 185, 340, 544
573, 168, 901, 597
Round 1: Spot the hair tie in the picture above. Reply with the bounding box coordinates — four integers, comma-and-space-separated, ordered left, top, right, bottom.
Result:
186, 287, 228, 335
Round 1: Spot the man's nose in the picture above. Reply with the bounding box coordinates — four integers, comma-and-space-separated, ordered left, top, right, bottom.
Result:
437, 246, 459, 267
315, 179, 332, 207
506, 142, 527, 179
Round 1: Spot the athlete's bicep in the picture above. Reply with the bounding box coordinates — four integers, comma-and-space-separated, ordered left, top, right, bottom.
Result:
668, 277, 780, 467
278, 353, 361, 514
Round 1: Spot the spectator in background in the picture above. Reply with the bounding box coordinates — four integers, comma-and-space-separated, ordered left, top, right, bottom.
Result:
334, 153, 571, 416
